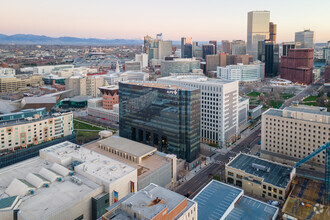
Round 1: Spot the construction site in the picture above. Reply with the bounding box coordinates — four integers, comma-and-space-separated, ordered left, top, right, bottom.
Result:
282, 176, 330, 220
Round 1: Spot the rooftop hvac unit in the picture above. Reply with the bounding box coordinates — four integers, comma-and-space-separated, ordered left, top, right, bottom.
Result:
252, 163, 270, 172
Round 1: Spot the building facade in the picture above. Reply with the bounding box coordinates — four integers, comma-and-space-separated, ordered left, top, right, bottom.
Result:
0, 68, 15, 77
247, 11, 270, 60
119, 81, 200, 162
280, 49, 314, 85
181, 37, 193, 58
222, 40, 232, 54
217, 62, 265, 83
0, 108, 73, 152
226, 153, 294, 202
261, 106, 330, 169
231, 40, 247, 55
202, 44, 215, 59
160, 58, 200, 77
158, 75, 239, 147
258, 41, 279, 77
323, 41, 330, 63
281, 42, 296, 57
269, 22, 277, 42
0, 75, 44, 92
295, 29, 315, 49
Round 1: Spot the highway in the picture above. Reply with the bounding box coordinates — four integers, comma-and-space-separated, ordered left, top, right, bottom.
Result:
176, 127, 261, 199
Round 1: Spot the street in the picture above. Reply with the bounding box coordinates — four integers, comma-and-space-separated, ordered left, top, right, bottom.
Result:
176, 127, 261, 199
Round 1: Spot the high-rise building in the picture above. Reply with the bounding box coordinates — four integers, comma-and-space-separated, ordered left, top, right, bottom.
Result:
324, 66, 330, 84
160, 58, 200, 77
247, 11, 270, 60
193, 42, 203, 58
158, 40, 173, 59
158, 75, 239, 147
181, 37, 193, 58
282, 42, 296, 57
202, 44, 216, 59
65, 75, 104, 97
222, 40, 232, 54
323, 41, 330, 63
295, 30, 315, 49
134, 53, 148, 68
280, 49, 314, 85
144, 34, 172, 60
119, 81, 200, 162
205, 54, 227, 74
261, 106, 330, 169
231, 40, 247, 55
269, 22, 277, 42
258, 41, 279, 77
209, 40, 217, 53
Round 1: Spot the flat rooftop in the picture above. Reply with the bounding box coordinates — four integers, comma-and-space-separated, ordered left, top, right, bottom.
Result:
40, 141, 136, 184
0, 157, 101, 219
282, 176, 328, 220
227, 153, 293, 188
225, 195, 278, 220
193, 180, 278, 220
98, 136, 156, 158
193, 180, 243, 219
110, 183, 193, 219
123, 81, 193, 91
264, 106, 330, 117
84, 139, 170, 180
158, 75, 236, 85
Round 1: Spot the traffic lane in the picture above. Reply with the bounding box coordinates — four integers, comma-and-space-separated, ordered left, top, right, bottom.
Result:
175, 163, 220, 196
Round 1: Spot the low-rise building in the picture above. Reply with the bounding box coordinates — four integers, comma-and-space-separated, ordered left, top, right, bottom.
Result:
0, 75, 44, 92
0, 141, 137, 220
225, 153, 295, 202
102, 183, 197, 220
0, 68, 15, 77
0, 108, 73, 152
217, 62, 265, 83
193, 180, 279, 220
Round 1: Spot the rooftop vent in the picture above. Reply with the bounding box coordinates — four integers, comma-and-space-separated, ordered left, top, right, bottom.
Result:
252, 163, 270, 172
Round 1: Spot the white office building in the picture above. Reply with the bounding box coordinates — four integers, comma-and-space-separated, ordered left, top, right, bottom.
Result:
0, 68, 15, 77
217, 62, 265, 83
134, 53, 148, 68
160, 58, 200, 77
158, 75, 239, 146
295, 29, 315, 49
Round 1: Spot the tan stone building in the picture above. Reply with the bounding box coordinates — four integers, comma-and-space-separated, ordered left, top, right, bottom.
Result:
225, 153, 294, 202
65, 75, 104, 97
261, 105, 330, 169
0, 75, 44, 92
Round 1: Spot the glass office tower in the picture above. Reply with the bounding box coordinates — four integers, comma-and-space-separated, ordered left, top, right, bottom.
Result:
119, 82, 200, 162
247, 11, 270, 60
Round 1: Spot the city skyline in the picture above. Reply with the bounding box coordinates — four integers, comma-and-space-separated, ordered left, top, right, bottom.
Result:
1, 0, 329, 43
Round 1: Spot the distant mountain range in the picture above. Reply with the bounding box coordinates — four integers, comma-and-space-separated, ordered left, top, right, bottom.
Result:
0, 34, 144, 45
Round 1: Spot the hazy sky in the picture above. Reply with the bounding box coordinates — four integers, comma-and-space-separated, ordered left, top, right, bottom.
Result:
1, 0, 329, 42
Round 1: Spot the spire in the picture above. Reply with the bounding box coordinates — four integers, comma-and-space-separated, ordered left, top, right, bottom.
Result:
115, 61, 120, 73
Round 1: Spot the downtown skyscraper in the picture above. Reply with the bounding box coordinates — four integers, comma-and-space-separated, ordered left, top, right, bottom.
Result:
247, 11, 270, 60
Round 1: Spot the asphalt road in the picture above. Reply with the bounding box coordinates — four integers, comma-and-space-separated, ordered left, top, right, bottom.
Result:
175, 162, 223, 199
176, 127, 261, 199
282, 80, 324, 108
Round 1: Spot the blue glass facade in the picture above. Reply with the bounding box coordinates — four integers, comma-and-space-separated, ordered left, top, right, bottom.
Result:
119, 82, 200, 162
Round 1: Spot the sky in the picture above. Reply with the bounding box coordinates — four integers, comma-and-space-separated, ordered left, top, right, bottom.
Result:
1, 0, 329, 43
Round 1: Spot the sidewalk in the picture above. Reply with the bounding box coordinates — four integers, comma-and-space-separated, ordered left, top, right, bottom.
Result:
217, 123, 261, 155
174, 157, 213, 191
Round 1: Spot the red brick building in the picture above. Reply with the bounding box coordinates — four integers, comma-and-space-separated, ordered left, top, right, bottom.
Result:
324, 66, 330, 84
99, 86, 119, 110
280, 48, 314, 85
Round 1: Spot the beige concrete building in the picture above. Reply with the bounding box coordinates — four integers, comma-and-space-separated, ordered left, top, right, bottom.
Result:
0, 75, 44, 92
85, 136, 177, 190
0, 141, 137, 220
261, 105, 330, 169
65, 75, 104, 97
0, 110, 73, 151
225, 153, 294, 202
